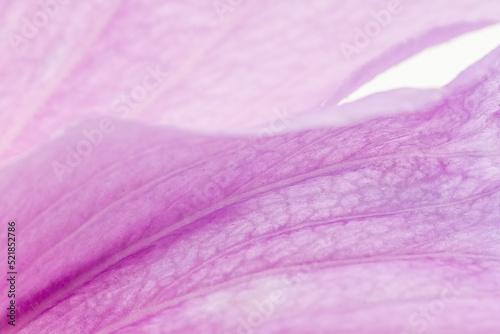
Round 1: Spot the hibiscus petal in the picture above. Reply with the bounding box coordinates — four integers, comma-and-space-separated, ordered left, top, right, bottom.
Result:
2, 0, 500, 162
2, 40, 500, 333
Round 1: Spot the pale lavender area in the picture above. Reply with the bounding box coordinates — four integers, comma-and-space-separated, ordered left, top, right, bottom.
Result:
1, 0, 500, 161
0, 1, 500, 333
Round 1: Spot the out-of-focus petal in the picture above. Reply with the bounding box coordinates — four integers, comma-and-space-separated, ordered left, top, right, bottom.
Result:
1, 42, 500, 333
1, 0, 500, 161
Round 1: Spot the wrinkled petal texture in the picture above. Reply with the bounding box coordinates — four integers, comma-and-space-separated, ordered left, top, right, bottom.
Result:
1, 0, 500, 161
1, 31, 500, 332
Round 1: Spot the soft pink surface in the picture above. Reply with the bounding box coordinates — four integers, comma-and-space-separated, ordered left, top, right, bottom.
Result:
1, 37, 499, 332
1, 0, 500, 162
2, 1, 500, 333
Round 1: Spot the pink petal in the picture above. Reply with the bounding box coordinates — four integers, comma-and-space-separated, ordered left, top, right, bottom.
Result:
2, 42, 500, 333
2, 0, 500, 161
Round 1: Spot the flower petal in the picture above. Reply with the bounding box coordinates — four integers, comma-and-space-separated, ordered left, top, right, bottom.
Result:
2, 0, 500, 161
2, 43, 500, 333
